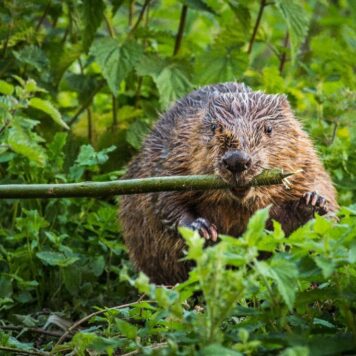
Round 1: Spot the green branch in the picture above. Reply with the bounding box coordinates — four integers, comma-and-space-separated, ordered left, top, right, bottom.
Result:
0, 170, 296, 199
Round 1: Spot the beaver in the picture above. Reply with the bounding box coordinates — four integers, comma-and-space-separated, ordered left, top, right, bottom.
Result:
119, 82, 338, 284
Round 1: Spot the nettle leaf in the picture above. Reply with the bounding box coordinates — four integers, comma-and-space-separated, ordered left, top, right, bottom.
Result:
116, 319, 138, 339
243, 207, 270, 247
7, 124, 47, 166
90, 39, 143, 95
314, 256, 335, 278
29, 98, 69, 130
195, 45, 248, 85
275, 0, 310, 62
13, 45, 49, 73
229, 2, 251, 35
36, 251, 80, 267
155, 63, 192, 108
81, 0, 105, 51
180, 0, 216, 14
51, 43, 83, 85
126, 119, 151, 150
136, 55, 192, 109
256, 256, 298, 310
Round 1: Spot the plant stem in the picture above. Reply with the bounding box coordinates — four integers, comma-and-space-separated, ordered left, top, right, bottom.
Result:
112, 95, 118, 127
279, 32, 289, 74
104, 13, 116, 38
128, 0, 135, 27
35, 0, 51, 32
173, 5, 188, 56
247, 0, 267, 54
129, 0, 151, 35
0, 171, 295, 199
87, 106, 95, 145
69, 82, 105, 126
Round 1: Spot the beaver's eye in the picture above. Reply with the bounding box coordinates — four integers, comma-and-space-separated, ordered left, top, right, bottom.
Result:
265, 125, 273, 135
210, 123, 217, 132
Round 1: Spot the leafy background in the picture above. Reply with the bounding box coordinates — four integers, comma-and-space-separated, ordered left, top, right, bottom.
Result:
0, 0, 355, 354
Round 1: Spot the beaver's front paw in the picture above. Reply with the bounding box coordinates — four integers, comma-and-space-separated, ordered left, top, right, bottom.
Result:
189, 218, 218, 242
300, 191, 328, 215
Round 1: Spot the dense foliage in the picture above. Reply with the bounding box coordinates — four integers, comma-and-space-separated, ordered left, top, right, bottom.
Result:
0, 0, 355, 354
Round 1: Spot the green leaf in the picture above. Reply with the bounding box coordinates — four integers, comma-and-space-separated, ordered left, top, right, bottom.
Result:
195, 45, 248, 85
280, 346, 309, 356
90, 39, 143, 95
36, 251, 80, 267
314, 256, 335, 278
243, 207, 270, 246
81, 0, 105, 51
136, 56, 192, 108
155, 62, 192, 108
116, 319, 138, 339
126, 119, 151, 150
256, 256, 298, 310
13, 45, 49, 73
29, 98, 69, 130
229, 3, 251, 35
0, 80, 14, 95
275, 0, 310, 62
180, 0, 216, 14
200, 344, 242, 356
348, 242, 356, 263
7, 125, 47, 166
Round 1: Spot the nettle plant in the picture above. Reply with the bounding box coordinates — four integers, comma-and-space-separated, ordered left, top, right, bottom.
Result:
50, 207, 356, 355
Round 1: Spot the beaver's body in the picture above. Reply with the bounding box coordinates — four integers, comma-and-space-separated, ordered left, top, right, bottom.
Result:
120, 82, 337, 284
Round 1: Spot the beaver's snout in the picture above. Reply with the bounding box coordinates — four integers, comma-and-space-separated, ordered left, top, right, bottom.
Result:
221, 150, 252, 174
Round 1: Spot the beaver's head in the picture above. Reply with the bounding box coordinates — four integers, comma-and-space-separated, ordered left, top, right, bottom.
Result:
195, 91, 303, 201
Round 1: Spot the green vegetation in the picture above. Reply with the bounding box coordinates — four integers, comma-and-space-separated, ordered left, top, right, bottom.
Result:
0, 0, 355, 354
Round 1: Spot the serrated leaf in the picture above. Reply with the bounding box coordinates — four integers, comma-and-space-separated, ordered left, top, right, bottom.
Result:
155, 63, 192, 108
81, 0, 105, 50
180, 0, 216, 14
29, 98, 69, 130
90, 39, 143, 95
0, 80, 14, 95
243, 207, 270, 246
7, 125, 47, 166
13, 45, 49, 73
36, 251, 80, 267
126, 119, 151, 150
256, 256, 298, 310
195, 46, 248, 85
314, 256, 335, 278
229, 3, 251, 35
51, 43, 83, 85
275, 0, 310, 62
116, 319, 138, 339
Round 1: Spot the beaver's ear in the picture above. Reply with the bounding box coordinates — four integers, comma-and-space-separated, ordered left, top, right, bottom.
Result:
279, 94, 292, 112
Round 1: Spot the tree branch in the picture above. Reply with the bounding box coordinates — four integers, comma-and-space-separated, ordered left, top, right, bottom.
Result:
0, 325, 72, 339
0, 346, 49, 356
173, 5, 188, 56
0, 171, 296, 199
247, 0, 267, 54
54, 296, 147, 346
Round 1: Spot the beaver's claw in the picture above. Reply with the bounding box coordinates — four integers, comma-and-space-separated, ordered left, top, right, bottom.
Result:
190, 218, 218, 242
300, 191, 328, 215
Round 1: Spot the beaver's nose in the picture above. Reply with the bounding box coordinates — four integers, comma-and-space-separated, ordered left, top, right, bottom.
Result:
222, 150, 252, 173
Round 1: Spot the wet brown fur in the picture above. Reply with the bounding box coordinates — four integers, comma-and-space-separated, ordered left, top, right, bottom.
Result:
119, 82, 338, 284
